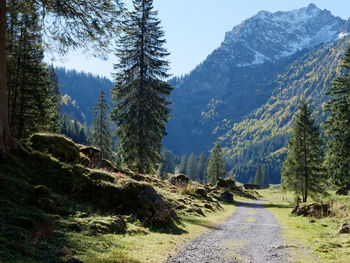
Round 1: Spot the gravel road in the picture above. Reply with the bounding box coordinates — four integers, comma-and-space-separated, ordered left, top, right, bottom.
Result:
165, 200, 287, 263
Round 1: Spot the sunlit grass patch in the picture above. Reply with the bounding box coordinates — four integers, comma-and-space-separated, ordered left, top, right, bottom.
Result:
69, 204, 236, 263
262, 188, 350, 263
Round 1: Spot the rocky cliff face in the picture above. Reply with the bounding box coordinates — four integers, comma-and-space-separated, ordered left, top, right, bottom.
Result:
220, 3, 347, 67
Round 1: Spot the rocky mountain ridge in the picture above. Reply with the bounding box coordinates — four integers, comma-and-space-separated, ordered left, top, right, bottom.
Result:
221, 3, 348, 67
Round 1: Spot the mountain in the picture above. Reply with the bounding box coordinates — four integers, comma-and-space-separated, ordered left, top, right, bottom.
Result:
60, 94, 86, 124
221, 3, 347, 65
164, 4, 350, 182
56, 67, 114, 124
223, 36, 350, 183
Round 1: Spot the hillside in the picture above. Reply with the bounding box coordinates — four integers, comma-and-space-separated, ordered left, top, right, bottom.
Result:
0, 134, 255, 262
56, 68, 114, 124
222, 36, 350, 183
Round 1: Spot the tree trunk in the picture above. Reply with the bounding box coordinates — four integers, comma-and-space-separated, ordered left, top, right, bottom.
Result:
0, 0, 10, 158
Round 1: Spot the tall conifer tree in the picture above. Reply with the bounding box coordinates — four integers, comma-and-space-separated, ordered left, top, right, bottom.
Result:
48, 66, 61, 133
325, 46, 350, 187
7, 7, 58, 139
282, 98, 326, 202
207, 142, 226, 184
186, 153, 198, 181
90, 90, 112, 159
157, 150, 175, 178
197, 152, 208, 183
112, 0, 172, 173
261, 168, 269, 189
179, 155, 187, 174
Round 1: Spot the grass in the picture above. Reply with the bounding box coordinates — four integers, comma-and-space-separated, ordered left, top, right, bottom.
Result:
72, 204, 236, 263
259, 188, 350, 263
0, 136, 242, 263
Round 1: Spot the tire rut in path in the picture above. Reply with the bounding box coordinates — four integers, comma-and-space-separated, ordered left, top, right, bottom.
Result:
165, 200, 286, 263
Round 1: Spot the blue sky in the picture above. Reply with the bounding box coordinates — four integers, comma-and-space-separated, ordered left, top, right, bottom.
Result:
48, 1, 350, 78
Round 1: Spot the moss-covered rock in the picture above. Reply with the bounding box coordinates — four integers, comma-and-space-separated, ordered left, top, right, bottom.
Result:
220, 191, 234, 203
80, 146, 102, 169
89, 216, 126, 234
215, 178, 237, 189
194, 187, 207, 197
187, 206, 205, 216
90, 179, 177, 225
77, 153, 90, 167
88, 170, 116, 183
28, 133, 80, 163
101, 158, 117, 172
136, 186, 177, 225
292, 203, 330, 218
169, 174, 190, 187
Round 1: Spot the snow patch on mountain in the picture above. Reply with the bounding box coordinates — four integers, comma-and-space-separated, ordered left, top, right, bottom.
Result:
338, 32, 350, 39
220, 3, 348, 67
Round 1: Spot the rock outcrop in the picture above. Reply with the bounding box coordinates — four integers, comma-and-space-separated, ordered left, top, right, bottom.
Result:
291, 203, 330, 218
336, 223, 350, 234
336, 186, 350, 195
220, 191, 234, 203
169, 174, 190, 187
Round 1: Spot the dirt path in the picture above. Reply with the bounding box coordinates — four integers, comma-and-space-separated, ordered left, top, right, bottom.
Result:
165, 200, 287, 263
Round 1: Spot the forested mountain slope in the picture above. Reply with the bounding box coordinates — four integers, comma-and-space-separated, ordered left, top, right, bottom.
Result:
165, 4, 350, 157
223, 36, 350, 183
56, 67, 114, 124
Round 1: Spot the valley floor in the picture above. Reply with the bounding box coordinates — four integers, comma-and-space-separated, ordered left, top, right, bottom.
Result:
166, 199, 286, 263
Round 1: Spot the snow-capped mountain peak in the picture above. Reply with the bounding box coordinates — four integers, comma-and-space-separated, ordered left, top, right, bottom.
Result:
217, 4, 348, 67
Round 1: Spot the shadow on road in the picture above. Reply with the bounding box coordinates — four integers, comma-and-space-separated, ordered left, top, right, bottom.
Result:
263, 203, 293, 209
181, 217, 223, 230
234, 200, 293, 210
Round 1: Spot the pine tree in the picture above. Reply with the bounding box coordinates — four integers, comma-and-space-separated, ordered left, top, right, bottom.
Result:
7, 7, 58, 139
207, 142, 226, 184
157, 150, 175, 178
72, 120, 80, 142
261, 168, 269, 189
282, 98, 326, 202
48, 66, 61, 133
253, 165, 263, 188
248, 176, 253, 184
60, 114, 69, 135
112, 0, 172, 174
0, 0, 123, 157
164, 150, 175, 174
197, 152, 208, 183
157, 162, 167, 179
186, 153, 198, 181
90, 90, 112, 160
173, 155, 180, 165
179, 155, 187, 174
78, 128, 88, 145
325, 46, 350, 188
253, 165, 269, 188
